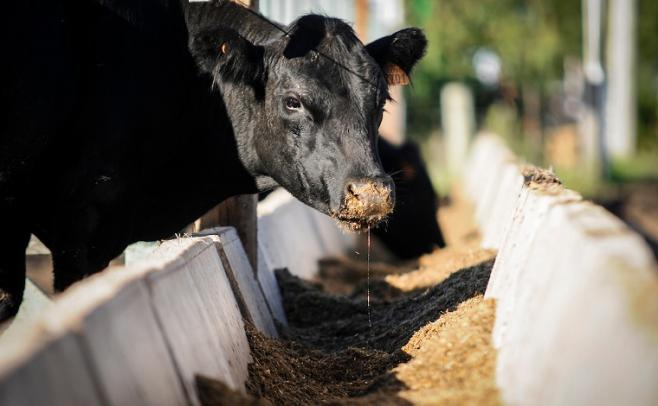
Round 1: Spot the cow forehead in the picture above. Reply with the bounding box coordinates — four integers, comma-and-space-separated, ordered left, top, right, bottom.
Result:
269, 15, 388, 106
279, 57, 374, 91
271, 47, 387, 113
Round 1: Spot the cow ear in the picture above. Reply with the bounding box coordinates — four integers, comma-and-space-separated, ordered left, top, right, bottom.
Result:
365, 28, 427, 86
190, 27, 265, 85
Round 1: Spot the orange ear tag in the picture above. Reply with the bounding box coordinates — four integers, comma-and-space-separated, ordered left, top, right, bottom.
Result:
385, 63, 410, 86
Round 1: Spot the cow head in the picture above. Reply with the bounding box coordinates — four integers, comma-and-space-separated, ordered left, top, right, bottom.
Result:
191, 14, 426, 231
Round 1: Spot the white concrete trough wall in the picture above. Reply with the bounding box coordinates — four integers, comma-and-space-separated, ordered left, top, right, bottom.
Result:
210, 228, 278, 338
256, 188, 356, 325
464, 132, 519, 250
257, 188, 348, 279
65, 274, 189, 406
140, 237, 254, 401
0, 328, 103, 405
480, 162, 525, 249
257, 189, 324, 281
256, 241, 287, 326
0, 234, 269, 405
465, 133, 658, 405
0, 267, 189, 406
496, 200, 658, 406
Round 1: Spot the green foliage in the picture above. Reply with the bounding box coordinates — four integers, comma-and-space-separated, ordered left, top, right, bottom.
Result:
483, 103, 523, 151
416, 1, 562, 81
610, 152, 658, 182
637, 0, 658, 150
404, 0, 658, 152
405, 0, 581, 139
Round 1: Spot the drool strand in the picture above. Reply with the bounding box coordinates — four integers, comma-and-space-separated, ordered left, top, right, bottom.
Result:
367, 225, 372, 329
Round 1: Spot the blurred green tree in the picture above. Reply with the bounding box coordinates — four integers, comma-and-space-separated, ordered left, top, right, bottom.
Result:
404, 0, 581, 139
637, 0, 658, 152
405, 0, 657, 156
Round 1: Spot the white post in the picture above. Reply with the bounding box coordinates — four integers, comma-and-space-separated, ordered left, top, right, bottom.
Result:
441, 82, 475, 176
580, 0, 606, 178
605, 0, 637, 158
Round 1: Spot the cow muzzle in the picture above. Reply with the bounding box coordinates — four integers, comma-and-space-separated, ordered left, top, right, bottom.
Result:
333, 177, 394, 231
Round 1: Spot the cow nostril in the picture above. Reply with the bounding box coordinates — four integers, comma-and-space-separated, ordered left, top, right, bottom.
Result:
346, 182, 360, 197
345, 181, 374, 200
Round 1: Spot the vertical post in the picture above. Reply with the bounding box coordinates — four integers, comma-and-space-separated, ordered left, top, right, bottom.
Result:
214, 195, 257, 271
580, 0, 607, 179
198, 0, 258, 271
605, 0, 636, 159
441, 82, 475, 177
520, 84, 543, 163
354, 0, 368, 41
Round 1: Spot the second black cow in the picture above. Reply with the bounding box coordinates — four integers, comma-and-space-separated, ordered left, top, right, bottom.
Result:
374, 138, 446, 259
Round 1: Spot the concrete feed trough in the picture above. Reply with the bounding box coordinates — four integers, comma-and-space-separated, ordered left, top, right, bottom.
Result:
0, 134, 656, 405
465, 134, 658, 405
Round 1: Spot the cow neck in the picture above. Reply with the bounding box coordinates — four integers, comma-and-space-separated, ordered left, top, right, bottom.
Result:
213, 79, 266, 180
185, 74, 259, 202
183, 1, 278, 194
203, 2, 278, 184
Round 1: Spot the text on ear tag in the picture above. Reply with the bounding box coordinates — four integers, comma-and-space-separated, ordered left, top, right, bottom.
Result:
385, 63, 410, 86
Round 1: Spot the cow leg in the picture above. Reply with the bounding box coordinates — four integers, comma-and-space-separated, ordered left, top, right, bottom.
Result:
52, 247, 90, 292
49, 209, 129, 292
51, 246, 112, 292
0, 222, 30, 322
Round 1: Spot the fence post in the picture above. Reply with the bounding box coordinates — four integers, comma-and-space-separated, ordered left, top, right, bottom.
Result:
214, 195, 257, 271
605, 0, 636, 159
581, 0, 607, 179
196, 0, 259, 271
441, 82, 475, 177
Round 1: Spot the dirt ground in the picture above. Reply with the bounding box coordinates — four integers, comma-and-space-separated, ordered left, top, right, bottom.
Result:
197, 190, 500, 405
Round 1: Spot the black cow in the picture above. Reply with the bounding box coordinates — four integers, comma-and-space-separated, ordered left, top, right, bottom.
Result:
0, 0, 426, 320
374, 138, 446, 259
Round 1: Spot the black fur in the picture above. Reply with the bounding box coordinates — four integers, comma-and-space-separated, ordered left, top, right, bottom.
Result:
365, 28, 428, 75
283, 15, 327, 58
375, 139, 446, 258
190, 26, 265, 85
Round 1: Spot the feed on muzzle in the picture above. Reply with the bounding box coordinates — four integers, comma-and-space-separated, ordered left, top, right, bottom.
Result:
332, 181, 394, 231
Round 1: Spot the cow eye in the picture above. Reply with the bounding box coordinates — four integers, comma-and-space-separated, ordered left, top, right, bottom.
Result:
285, 96, 302, 111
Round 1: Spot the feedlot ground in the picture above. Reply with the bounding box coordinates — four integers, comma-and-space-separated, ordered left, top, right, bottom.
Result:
197, 191, 501, 405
